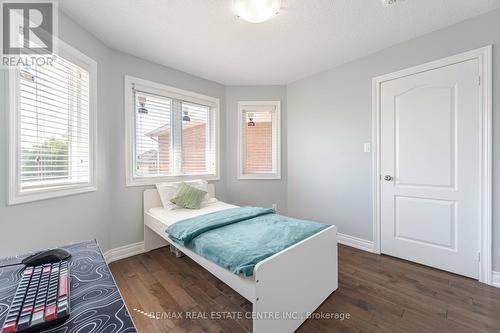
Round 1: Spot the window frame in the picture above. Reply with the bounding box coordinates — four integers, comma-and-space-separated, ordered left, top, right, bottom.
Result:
124, 75, 220, 186
237, 101, 281, 180
7, 40, 98, 205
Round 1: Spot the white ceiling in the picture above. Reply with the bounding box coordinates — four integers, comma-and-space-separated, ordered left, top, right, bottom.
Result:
59, 0, 500, 85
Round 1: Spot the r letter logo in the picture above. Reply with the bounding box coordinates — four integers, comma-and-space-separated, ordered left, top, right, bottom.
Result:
2, 1, 53, 55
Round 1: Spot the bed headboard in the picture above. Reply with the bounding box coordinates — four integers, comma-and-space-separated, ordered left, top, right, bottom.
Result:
143, 184, 216, 212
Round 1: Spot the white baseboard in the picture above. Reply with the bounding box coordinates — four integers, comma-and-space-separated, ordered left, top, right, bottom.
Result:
103, 241, 145, 264
337, 233, 375, 253
492, 271, 500, 288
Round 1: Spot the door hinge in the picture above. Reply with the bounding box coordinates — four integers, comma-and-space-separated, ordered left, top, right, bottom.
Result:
478, 76, 481, 86
478, 252, 481, 262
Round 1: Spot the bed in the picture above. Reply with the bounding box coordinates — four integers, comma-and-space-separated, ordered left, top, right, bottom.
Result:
143, 184, 338, 333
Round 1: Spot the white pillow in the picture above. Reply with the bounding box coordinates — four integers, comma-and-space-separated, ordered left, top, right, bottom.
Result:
155, 183, 179, 209
156, 179, 217, 209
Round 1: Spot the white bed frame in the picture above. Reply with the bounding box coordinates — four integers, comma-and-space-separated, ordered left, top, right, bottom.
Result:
143, 185, 338, 333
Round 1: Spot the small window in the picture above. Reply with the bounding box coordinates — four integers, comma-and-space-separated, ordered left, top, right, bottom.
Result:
8, 43, 97, 205
125, 76, 219, 186
238, 101, 281, 179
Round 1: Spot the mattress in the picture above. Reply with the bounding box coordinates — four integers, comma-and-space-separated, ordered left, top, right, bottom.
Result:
148, 201, 237, 227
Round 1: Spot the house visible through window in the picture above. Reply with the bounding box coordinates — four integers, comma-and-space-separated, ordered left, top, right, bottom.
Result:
134, 92, 172, 176
182, 102, 214, 174
9, 44, 97, 205
238, 101, 281, 179
126, 76, 219, 185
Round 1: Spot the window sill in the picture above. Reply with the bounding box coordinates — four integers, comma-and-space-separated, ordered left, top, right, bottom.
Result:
237, 174, 281, 180
126, 174, 220, 187
8, 184, 97, 205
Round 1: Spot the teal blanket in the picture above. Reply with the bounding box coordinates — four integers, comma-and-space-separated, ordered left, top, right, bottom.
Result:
166, 207, 329, 276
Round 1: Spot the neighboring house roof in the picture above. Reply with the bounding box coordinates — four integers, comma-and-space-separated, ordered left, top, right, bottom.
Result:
145, 125, 170, 138
146, 121, 203, 138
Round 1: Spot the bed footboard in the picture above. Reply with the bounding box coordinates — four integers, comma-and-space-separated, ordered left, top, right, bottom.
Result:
253, 225, 338, 333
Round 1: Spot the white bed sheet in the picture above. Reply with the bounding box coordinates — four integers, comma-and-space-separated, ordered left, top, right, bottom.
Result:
148, 201, 238, 227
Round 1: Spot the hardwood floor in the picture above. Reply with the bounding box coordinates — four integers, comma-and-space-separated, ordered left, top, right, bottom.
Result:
110, 245, 500, 333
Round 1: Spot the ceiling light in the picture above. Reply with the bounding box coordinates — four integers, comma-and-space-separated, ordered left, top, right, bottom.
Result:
381, 0, 401, 6
234, 0, 281, 23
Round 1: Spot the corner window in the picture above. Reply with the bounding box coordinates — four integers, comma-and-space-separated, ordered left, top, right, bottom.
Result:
125, 76, 219, 186
8, 42, 97, 205
237, 101, 281, 179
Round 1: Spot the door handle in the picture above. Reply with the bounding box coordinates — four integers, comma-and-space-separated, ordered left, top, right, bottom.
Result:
384, 175, 393, 181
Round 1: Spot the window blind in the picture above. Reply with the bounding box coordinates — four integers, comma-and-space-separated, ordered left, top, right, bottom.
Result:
241, 109, 275, 174
134, 91, 172, 177
18, 56, 91, 192
133, 89, 216, 178
182, 101, 215, 175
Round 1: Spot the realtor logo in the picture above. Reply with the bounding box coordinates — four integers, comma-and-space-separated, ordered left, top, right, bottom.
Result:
2, 1, 54, 55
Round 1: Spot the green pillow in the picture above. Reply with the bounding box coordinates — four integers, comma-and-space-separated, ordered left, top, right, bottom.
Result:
170, 182, 207, 209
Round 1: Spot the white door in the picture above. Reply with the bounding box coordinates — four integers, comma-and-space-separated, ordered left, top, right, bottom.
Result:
380, 59, 480, 279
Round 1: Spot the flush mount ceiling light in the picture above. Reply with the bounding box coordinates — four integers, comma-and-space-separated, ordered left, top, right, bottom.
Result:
234, 0, 281, 23
381, 0, 404, 6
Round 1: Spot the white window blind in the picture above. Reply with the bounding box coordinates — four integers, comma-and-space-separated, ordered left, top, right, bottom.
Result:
242, 110, 273, 173
238, 102, 281, 179
182, 101, 214, 175
131, 81, 217, 182
134, 91, 172, 177
17, 56, 92, 193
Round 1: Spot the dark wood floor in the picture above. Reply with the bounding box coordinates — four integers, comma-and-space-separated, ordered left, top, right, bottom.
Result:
110, 245, 500, 333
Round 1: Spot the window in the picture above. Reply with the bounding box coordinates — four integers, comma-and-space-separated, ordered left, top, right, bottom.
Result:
238, 101, 281, 179
8, 42, 97, 205
125, 76, 219, 186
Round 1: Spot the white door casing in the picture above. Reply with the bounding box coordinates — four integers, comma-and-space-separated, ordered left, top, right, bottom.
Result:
372, 46, 492, 283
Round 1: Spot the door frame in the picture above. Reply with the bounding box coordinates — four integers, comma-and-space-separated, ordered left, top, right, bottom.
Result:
371, 46, 493, 284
